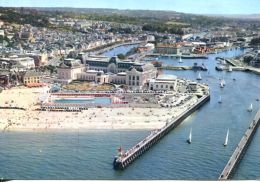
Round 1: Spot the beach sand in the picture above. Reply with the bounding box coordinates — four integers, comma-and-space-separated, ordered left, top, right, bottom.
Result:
0, 87, 197, 131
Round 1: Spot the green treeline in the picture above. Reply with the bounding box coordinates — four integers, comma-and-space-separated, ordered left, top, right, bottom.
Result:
0, 8, 50, 27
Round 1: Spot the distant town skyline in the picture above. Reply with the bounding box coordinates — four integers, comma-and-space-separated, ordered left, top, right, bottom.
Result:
0, 0, 260, 15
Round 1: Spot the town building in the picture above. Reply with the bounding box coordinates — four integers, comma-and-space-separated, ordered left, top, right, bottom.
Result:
84, 56, 157, 89
23, 71, 42, 86
148, 74, 178, 91
155, 44, 180, 55
56, 58, 85, 83
0, 56, 35, 69
251, 50, 260, 68
137, 43, 155, 53
0, 71, 10, 87
57, 56, 157, 90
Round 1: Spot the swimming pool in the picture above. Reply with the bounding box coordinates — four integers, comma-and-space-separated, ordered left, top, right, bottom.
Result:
53, 97, 111, 104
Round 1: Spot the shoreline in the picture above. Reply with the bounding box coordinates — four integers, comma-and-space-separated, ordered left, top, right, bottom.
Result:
0, 87, 200, 132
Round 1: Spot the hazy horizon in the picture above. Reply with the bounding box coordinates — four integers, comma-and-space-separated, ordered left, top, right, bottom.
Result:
0, 0, 260, 15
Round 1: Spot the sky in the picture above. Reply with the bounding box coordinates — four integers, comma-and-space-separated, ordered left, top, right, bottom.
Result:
0, 0, 260, 15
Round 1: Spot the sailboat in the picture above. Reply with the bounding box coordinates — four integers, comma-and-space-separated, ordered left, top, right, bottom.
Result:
220, 80, 224, 88
228, 66, 232, 72
222, 79, 226, 86
218, 96, 222, 103
224, 129, 229, 146
247, 103, 253, 112
187, 128, 192, 144
178, 57, 183, 63
196, 72, 202, 80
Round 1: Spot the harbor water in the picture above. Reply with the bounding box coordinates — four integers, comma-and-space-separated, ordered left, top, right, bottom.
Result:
102, 44, 138, 57
1, 48, 260, 180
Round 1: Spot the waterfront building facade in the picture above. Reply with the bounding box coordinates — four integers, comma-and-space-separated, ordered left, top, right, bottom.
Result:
23, 71, 42, 85
57, 56, 157, 89
149, 74, 178, 91
155, 44, 180, 55
0, 56, 35, 69
84, 56, 157, 89
57, 58, 85, 83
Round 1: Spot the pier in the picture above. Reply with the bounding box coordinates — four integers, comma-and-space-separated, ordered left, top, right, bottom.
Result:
113, 94, 210, 170
219, 109, 260, 180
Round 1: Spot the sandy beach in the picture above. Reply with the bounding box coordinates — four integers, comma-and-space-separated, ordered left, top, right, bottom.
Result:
0, 87, 197, 131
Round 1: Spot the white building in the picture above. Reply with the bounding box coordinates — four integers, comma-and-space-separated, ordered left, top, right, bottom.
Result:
149, 74, 178, 91
0, 56, 35, 69
57, 56, 157, 90
57, 59, 85, 83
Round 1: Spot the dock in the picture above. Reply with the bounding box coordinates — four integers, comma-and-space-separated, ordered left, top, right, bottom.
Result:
113, 94, 210, 170
219, 109, 260, 180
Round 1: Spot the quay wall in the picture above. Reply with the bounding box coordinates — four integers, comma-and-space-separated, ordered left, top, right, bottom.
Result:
219, 109, 260, 180
113, 94, 210, 170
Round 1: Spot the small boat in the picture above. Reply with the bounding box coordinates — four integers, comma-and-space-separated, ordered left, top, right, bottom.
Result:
178, 57, 183, 63
187, 128, 192, 144
218, 96, 222, 103
256, 98, 259, 102
228, 66, 232, 72
220, 80, 224, 88
222, 79, 226, 86
224, 129, 229, 146
247, 103, 253, 112
197, 72, 202, 80
233, 78, 236, 81
215, 65, 224, 71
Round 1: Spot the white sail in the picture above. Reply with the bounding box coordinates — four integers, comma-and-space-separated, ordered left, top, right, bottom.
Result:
197, 72, 202, 80
189, 128, 192, 143
228, 66, 232, 72
179, 57, 183, 63
224, 129, 229, 146
220, 80, 224, 88
218, 96, 222, 103
248, 103, 253, 112
222, 79, 226, 86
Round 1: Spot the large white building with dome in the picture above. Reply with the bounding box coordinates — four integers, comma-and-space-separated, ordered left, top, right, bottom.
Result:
57, 56, 158, 90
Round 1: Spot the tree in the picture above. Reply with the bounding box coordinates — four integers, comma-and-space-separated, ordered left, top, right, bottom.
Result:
250, 37, 260, 46
117, 54, 125, 60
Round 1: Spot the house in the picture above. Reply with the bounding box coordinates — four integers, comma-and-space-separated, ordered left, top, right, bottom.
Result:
0, 71, 10, 87
23, 71, 43, 86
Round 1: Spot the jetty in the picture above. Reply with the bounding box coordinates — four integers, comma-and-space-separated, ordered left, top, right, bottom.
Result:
219, 109, 260, 180
113, 93, 210, 170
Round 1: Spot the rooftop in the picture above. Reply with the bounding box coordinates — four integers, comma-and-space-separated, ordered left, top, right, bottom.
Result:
157, 74, 177, 80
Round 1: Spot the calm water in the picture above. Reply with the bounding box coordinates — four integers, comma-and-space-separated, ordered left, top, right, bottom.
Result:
1, 48, 260, 180
102, 44, 138, 57
53, 97, 111, 104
